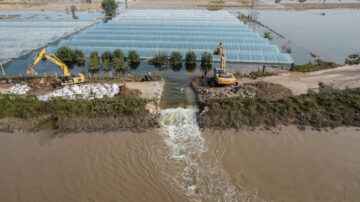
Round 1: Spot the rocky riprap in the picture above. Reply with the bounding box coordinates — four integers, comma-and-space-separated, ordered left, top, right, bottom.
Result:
192, 77, 293, 104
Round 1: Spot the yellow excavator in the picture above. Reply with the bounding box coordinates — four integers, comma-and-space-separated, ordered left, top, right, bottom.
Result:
27, 48, 85, 85
213, 42, 237, 85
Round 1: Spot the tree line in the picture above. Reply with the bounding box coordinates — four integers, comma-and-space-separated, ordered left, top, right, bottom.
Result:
55, 46, 214, 72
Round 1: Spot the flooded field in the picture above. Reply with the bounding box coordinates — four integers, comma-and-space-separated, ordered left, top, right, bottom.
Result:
243, 9, 360, 64
0, 124, 359, 201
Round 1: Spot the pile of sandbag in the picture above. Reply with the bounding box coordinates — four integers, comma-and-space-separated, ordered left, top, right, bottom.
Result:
8, 84, 31, 94
38, 83, 120, 101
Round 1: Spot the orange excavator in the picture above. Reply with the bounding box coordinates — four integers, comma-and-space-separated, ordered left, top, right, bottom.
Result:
27, 48, 85, 85
213, 42, 237, 85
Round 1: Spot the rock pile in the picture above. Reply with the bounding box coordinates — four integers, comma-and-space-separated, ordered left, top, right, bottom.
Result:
195, 84, 257, 103
8, 84, 31, 94
38, 83, 120, 101
192, 78, 293, 104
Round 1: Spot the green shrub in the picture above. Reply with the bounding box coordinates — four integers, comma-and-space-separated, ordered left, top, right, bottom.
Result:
345, 54, 360, 65
70, 5, 77, 19
169, 51, 183, 66
88, 51, 100, 70
151, 51, 168, 66
264, 31, 273, 40
113, 49, 127, 70
101, 0, 118, 18
101, 51, 113, 71
55, 46, 86, 68
185, 51, 197, 64
248, 71, 274, 79
55, 46, 74, 68
201, 51, 213, 67
127, 50, 141, 63
294, 59, 339, 72
73, 49, 85, 66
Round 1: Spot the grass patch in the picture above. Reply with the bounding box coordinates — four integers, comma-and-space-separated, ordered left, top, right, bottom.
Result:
0, 94, 157, 131
294, 59, 339, 72
248, 71, 275, 79
198, 88, 360, 129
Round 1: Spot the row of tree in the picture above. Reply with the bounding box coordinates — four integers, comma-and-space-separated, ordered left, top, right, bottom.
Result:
88, 49, 140, 71
55, 46, 213, 71
150, 51, 212, 67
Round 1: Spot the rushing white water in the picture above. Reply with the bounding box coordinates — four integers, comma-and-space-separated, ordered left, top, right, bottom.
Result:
159, 108, 251, 201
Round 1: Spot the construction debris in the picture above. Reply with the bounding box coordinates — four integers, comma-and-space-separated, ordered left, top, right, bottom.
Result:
8, 84, 31, 94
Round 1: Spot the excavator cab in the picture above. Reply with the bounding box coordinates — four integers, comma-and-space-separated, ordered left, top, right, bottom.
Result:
27, 48, 85, 86
61, 73, 85, 86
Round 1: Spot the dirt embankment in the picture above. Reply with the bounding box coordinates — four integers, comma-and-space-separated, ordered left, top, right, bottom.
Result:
192, 77, 292, 105
193, 73, 360, 130
0, 78, 164, 133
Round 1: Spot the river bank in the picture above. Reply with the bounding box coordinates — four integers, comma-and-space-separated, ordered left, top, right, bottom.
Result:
0, 79, 164, 132
193, 65, 360, 130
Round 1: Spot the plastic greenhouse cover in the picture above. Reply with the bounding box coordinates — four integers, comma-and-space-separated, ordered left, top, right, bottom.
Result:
0, 11, 100, 63
51, 10, 293, 64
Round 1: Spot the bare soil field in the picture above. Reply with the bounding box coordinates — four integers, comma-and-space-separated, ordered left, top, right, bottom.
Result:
259, 65, 360, 95
0, 2, 101, 11
282, 2, 360, 9
128, 0, 277, 9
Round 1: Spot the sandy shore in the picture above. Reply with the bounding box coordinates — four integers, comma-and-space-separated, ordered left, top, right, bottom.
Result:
203, 126, 360, 202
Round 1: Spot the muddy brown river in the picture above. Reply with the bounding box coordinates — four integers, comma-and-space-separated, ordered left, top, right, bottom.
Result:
0, 109, 360, 202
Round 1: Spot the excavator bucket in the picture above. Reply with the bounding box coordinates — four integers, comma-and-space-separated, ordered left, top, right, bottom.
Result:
26, 64, 38, 76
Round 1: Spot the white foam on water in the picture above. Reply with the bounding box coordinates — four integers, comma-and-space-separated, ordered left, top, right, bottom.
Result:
159, 107, 253, 201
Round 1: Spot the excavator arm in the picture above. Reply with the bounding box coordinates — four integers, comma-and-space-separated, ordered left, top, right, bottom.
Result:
27, 48, 69, 77
221, 54, 226, 72
43, 54, 70, 76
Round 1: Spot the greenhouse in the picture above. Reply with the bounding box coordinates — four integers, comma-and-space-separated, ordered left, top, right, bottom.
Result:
52, 9, 293, 64
0, 11, 99, 65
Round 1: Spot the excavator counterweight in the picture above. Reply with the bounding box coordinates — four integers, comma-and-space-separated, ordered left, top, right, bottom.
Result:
27, 48, 85, 86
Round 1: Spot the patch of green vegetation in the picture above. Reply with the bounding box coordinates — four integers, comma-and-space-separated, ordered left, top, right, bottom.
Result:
294, 59, 339, 72
169, 51, 183, 66
201, 51, 213, 67
70, 5, 78, 19
127, 50, 141, 64
150, 51, 168, 67
73, 49, 85, 66
185, 51, 197, 64
101, 0, 118, 18
264, 31, 273, 40
88, 51, 100, 70
55, 46, 86, 68
113, 49, 127, 70
0, 94, 156, 131
249, 71, 275, 79
0, 94, 148, 119
198, 88, 360, 129
345, 54, 360, 65
101, 51, 113, 71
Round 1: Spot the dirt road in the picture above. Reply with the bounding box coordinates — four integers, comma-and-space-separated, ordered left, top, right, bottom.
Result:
259, 65, 360, 95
